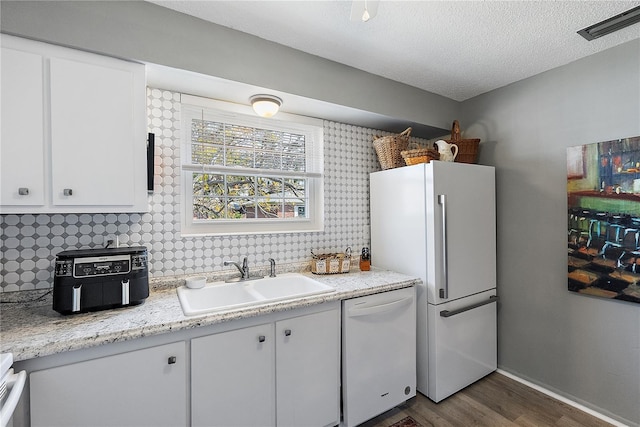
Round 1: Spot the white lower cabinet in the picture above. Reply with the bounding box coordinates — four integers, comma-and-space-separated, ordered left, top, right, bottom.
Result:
275, 309, 340, 427
29, 341, 187, 427
191, 303, 341, 427
191, 323, 276, 427
25, 302, 340, 427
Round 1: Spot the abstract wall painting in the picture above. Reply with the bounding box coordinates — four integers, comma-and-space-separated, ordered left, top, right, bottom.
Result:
567, 136, 640, 304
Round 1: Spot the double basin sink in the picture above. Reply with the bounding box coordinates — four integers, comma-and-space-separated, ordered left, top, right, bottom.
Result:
177, 273, 336, 316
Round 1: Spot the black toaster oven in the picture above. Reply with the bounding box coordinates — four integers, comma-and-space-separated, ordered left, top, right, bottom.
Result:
53, 246, 149, 315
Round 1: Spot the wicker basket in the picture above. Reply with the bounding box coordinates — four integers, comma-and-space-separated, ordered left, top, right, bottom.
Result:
444, 120, 480, 164
401, 148, 440, 165
311, 248, 352, 274
373, 127, 412, 170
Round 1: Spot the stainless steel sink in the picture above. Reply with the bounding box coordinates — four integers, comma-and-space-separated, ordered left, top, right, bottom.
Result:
177, 273, 335, 316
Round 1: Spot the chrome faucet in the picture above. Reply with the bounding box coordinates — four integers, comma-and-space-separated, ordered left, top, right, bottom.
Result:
224, 257, 250, 280
269, 258, 276, 277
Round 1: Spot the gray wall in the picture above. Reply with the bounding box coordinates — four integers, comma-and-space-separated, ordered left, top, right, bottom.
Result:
461, 39, 640, 426
0, 0, 457, 135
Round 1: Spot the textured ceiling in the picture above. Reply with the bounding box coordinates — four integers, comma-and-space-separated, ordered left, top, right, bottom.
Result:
148, 1, 640, 102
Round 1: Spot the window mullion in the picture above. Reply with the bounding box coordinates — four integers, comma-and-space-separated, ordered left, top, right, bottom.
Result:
223, 122, 227, 167
252, 128, 257, 171
222, 174, 227, 219
254, 177, 259, 220
182, 164, 320, 179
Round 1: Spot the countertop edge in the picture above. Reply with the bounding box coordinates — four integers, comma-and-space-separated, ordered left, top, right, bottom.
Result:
2, 271, 420, 362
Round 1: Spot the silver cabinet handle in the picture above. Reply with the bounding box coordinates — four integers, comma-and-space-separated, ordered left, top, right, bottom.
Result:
284, 329, 292, 337
438, 194, 448, 299
63, 188, 73, 196
72, 284, 82, 312
167, 356, 177, 365
440, 295, 499, 318
258, 335, 266, 343
18, 187, 29, 196
121, 279, 130, 305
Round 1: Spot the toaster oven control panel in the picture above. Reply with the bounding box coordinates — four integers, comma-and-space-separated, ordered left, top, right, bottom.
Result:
55, 253, 148, 278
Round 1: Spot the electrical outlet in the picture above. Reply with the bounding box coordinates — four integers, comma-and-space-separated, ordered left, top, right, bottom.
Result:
105, 235, 119, 248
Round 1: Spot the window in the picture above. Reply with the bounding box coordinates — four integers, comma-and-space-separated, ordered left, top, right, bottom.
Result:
180, 95, 324, 236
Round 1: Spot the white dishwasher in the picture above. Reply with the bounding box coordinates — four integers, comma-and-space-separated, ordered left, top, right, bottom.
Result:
341, 286, 416, 427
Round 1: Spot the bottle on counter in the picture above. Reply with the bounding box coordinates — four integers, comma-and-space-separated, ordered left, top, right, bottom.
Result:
359, 247, 371, 271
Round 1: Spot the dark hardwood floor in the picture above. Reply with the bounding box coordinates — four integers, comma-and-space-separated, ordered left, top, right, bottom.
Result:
362, 372, 616, 427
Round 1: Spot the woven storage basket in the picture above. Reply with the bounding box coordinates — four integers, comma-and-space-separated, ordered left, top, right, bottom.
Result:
373, 127, 412, 170
311, 250, 352, 274
401, 147, 440, 165
444, 120, 480, 164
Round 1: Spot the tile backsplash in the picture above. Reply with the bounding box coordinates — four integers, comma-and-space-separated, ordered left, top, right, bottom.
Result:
1, 88, 426, 292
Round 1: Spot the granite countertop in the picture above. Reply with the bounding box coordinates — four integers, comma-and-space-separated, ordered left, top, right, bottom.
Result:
0, 268, 419, 362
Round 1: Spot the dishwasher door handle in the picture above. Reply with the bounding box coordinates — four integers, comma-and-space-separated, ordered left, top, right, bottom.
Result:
439, 295, 499, 318
347, 296, 413, 318
0, 368, 27, 427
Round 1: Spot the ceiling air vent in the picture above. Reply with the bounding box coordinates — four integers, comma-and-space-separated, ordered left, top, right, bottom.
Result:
578, 5, 640, 41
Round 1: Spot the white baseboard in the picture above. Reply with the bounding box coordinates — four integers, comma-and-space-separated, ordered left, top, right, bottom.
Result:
496, 369, 632, 427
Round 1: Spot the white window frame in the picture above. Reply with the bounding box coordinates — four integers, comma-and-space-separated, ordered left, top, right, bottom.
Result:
180, 94, 324, 236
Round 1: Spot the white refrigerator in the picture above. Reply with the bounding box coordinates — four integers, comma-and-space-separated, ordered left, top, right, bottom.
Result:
370, 161, 497, 403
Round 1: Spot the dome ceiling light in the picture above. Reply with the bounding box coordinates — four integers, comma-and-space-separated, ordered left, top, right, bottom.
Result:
250, 94, 282, 118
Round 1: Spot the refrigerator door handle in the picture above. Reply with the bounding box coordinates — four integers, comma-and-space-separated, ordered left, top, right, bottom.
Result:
440, 295, 499, 318
438, 194, 448, 299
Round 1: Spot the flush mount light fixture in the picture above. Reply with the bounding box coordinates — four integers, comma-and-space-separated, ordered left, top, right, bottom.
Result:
578, 5, 640, 41
250, 94, 282, 118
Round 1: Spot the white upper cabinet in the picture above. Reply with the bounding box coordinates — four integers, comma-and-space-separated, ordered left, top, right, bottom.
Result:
50, 57, 139, 207
0, 35, 148, 213
1, 47, 45, 207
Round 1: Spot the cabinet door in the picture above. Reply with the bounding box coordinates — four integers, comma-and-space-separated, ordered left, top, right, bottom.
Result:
276, 307, 340, 427
30, 342, 187, 427
191, 323, 276, 427
0, 47, 45, 206
49, 56, 144, 207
